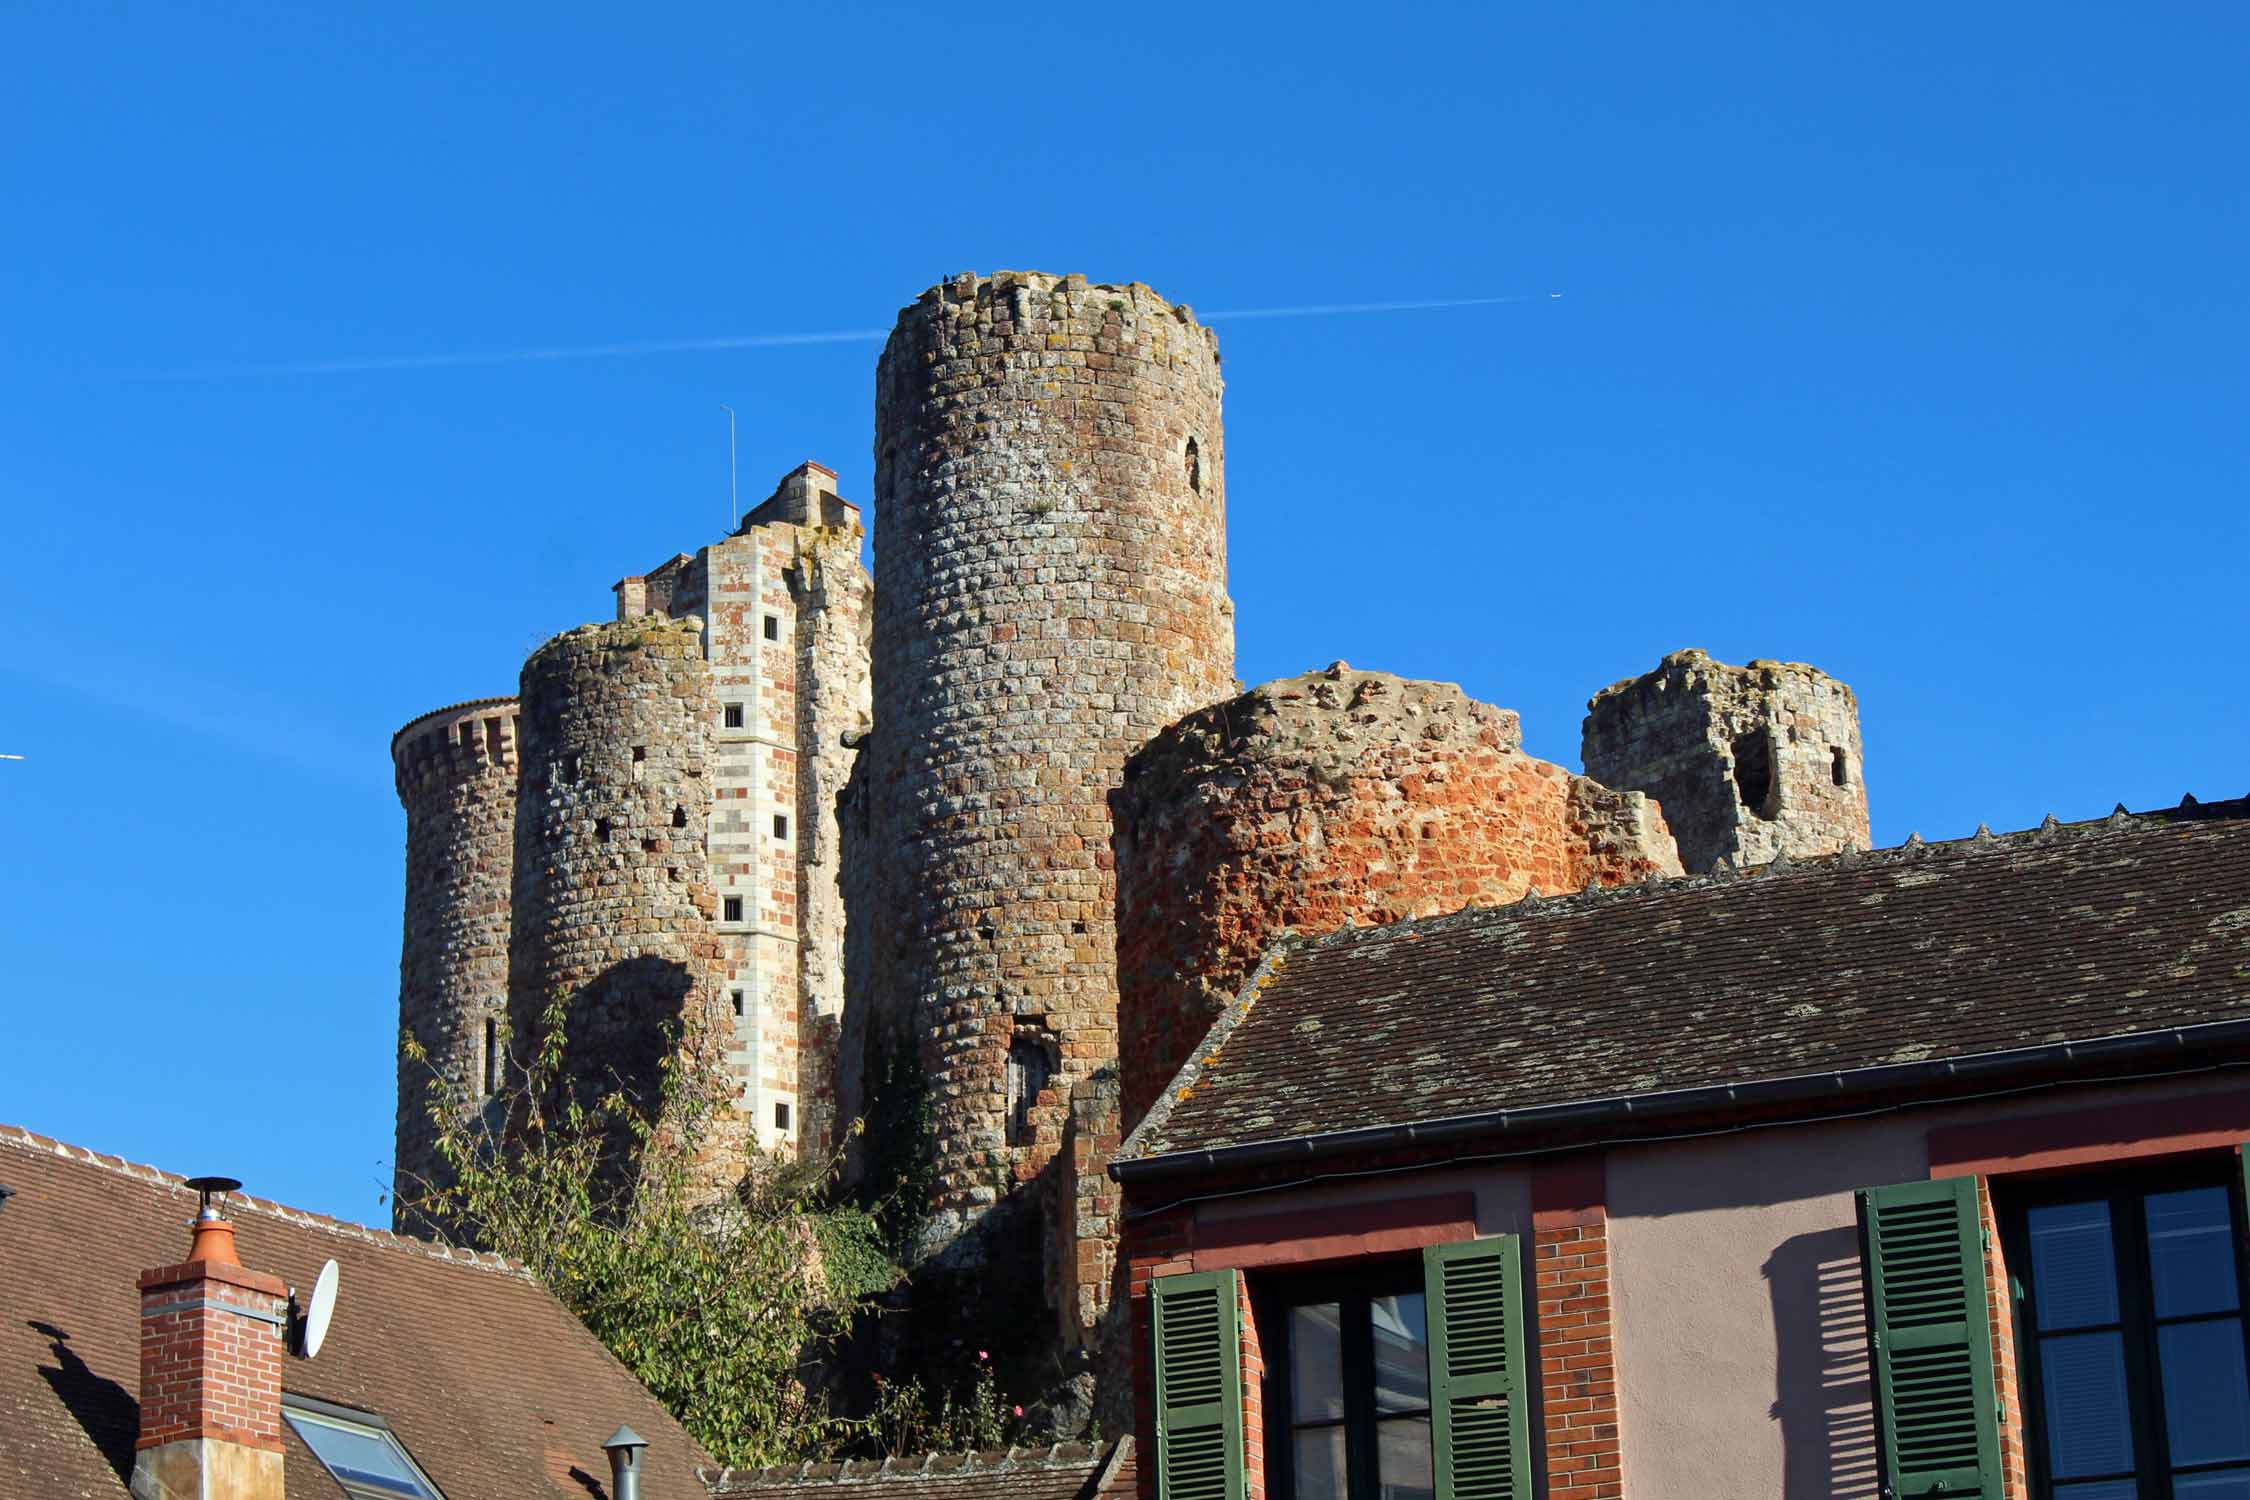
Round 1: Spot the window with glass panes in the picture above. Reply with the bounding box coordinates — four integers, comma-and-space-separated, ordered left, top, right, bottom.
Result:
1261, 1271, 1434, 1500
2002, 1165, 2250, 1498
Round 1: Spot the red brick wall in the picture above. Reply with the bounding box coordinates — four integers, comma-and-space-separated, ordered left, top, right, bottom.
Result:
136, 1259, 288, 1452
1238, 1270, 1267, 1500
1533, 1159, 1620, 1500
1978, 1179, 2029, 1500
1115, 665, 1680, 1126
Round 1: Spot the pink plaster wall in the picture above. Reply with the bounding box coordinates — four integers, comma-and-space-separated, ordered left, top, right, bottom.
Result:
1605, 1075, 2250, 1500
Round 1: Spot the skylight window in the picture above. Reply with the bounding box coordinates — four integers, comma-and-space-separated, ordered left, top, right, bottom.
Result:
284, 1400, 444, 1499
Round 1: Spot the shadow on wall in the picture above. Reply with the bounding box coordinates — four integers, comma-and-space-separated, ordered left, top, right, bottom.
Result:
1763, 1228, 1878, 1500
519, 954, 700, 1191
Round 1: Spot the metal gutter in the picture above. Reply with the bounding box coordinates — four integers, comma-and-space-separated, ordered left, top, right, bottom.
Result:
1108, 1017, 2250, 1185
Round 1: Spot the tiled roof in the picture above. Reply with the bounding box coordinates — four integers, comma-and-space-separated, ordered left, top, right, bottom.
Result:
0, 1125, 710, 1500
706, 1440, 1133, 1500
1122, 800, 2250, 1162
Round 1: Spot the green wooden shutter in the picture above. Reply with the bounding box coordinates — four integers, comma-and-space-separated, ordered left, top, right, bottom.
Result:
1152, 1270, 1245, 1500
1424, 1236, 1531, 1500
1857, 1176, 2003, 1499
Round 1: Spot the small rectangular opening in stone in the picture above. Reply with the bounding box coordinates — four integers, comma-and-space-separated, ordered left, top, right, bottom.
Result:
1005, 1035, 1055, 1147
732, 989, 746, 1018
773, 814, 789, 840
483, 1018, 498, 1097
724, 703, 745, 729
763, 614, 780, 642
774, 1101, 791, 1131
723, 895, 744, 922
1832, 746, 1850, 787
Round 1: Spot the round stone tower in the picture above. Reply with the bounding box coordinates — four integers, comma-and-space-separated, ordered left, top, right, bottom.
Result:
390, 696, 519, 1227
1114, 663, 1683, 1128
869, 270, 1235, 1255
509, 615, 740, 1180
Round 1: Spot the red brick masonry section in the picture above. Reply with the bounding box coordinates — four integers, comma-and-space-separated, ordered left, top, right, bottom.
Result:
137, 1258, 289, 1453
1533, 1160, 1619, 1500
1978, 1181, 2030, 1500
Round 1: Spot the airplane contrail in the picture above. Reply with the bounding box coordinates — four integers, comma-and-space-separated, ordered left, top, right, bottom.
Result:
135, 328, 894, 380
1203, 294, 1549, 320
133, 293, 1558, 381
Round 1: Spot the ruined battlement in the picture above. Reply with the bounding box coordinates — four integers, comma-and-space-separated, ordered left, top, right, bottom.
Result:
1114, 661, 1682, 1129
391, 697, 520, 790
1584, 648, 1869, 873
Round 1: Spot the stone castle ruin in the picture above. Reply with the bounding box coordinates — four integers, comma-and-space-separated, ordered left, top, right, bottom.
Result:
388, 270, 1872, 1415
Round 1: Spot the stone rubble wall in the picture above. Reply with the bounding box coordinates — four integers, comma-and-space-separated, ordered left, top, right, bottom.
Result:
1582, 648, 1869, 873
509, 615, 744, 1189
1113, 663, 1684, 1128
390, 697, 519, 1227
868, 271, 1236, 1270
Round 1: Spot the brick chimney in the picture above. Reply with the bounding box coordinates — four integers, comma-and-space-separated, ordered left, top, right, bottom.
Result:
131, 1178, 287, 1500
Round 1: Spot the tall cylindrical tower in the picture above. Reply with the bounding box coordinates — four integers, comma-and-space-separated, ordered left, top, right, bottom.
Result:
509, 615, 740, 1181
870, 271, 1235, 1255
390, 696, 519, 1227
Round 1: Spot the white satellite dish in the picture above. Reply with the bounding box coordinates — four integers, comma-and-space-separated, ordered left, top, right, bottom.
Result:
300, 1259, 340, 1359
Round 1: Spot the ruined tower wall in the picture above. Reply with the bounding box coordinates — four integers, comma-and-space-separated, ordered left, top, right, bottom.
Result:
1582, 649, 1869, 874
1114, 663, 1684, 1129
390, 696, 519, 1225
870, 271, 1235, 1261
509, 615, 742, 1177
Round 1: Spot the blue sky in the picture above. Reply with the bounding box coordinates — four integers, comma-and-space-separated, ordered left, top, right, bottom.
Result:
2, 3, 2244, 1223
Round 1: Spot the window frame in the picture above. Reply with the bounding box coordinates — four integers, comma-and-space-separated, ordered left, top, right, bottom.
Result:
282, 1395, 446, 1499
1998, 1155, 2250, 1499
1253, 1259, 1434, 1500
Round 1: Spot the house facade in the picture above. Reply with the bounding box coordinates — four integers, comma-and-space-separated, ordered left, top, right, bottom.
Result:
1112, 801, 2250, 1500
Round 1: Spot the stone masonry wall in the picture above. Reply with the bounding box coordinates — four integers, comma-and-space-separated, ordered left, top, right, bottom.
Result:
391, 696, 518, 1227
1113, 663, 1683, 1129
1582, 648, 1869, 874
869, 271, 1235, 1269
609, 462, 873, 1160
510, 615, 742, 1186
788, 510, 873, 1152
